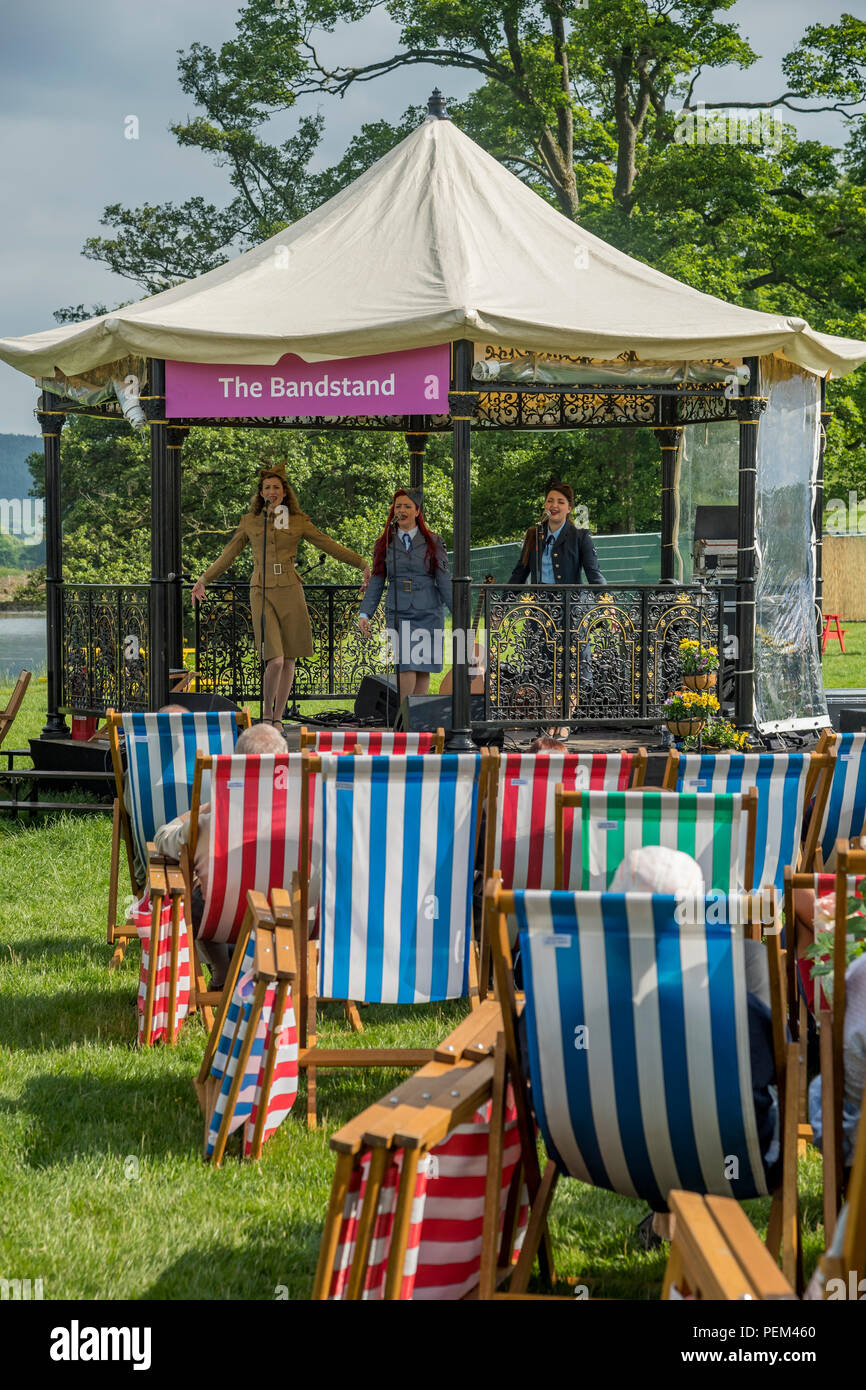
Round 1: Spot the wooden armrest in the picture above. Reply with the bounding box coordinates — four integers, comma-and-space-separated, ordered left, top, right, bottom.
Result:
666, 1192, 796, 1300
433, 998, 502, 1062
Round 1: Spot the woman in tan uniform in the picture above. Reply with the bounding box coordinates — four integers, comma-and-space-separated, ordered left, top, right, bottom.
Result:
191, 465, 370, 724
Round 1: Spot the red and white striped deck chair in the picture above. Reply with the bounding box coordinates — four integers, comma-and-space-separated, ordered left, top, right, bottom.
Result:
300, 727, 445, 754
314, 1008, 528, 1300
202, 891, 299, 1165
130, 864, 191, 1046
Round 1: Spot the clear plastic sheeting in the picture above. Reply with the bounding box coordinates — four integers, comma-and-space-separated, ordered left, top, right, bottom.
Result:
754, 359, 827, 733
35, 358, 148, 428
472, 355, 746, 387
676, 420, 739, 584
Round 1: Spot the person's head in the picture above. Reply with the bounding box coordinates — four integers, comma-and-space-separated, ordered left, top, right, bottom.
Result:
372, 489, 440, 576
544, 480, 574, 530
158, 703, 190, 714
235, 723, 288, 754
251, 464, 302, 516
528, 736, 567, 752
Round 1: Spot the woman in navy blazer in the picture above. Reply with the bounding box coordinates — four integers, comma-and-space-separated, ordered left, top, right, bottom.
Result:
358, 489, 453, 699
508, 481, 606, 586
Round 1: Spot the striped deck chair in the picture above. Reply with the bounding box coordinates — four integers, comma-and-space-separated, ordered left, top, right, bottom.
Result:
203, 891, 298, 1165
300, 727, 445, 754
132, 860, 191, 1047
815, 730, 866, 869
663, 748, 835, 892
313, 1004, 530, 1300
554, 788, 758, 895
106, 708, 250, 969
483, 882, 801, 1294
300, 751, 487, 1126
662, 1073, 866, 1301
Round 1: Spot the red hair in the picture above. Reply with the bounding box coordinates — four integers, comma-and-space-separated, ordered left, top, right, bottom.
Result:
371, 491, 442, 577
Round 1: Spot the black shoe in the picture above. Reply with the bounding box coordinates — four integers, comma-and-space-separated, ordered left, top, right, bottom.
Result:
636, 1210, 663, 1251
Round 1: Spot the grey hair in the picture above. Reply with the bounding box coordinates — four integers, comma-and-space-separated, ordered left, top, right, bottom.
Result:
235, 724, 288, 755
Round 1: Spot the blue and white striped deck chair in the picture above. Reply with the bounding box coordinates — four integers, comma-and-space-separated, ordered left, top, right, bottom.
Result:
302, 751, 487, 1115
664, 749, 834, 892
106, 707, 250, 966
815, 732, 866, 869
483, 883, 800, 1293
554, 788, 757, 895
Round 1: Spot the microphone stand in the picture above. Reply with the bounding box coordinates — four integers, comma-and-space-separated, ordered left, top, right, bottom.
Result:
260, 501, 269, 725
389, 519, 402, 726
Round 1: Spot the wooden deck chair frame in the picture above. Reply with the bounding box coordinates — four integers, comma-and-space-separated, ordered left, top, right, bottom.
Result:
299, 726, 446, 753
478, 745, 648, 995
298, 748, 490, 1129
104, 707, 251, 972
782, 865, 835, 1159
0, 669, 30, 750
312, 1002, 511, 1300
662, 1074, 866, 1300
196, 888, 297, 1166
662, 746, 835, 879
554, 784, 759, 893
482, 878, 801, 1294
138, 848, 188, 1048
820, 845, 866, 1232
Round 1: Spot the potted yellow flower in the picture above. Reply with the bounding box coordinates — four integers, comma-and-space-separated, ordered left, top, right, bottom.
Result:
663, 688, 720, 738
678, 639, 719, 690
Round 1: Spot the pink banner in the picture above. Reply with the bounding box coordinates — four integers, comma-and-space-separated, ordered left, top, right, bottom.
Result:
165, 344, 450, 419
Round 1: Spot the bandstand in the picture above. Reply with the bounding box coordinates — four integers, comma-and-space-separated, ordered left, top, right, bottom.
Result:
2, 92, 865, 751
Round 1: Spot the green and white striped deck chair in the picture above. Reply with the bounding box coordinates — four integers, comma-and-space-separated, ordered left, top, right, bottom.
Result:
554, 788, 758, 894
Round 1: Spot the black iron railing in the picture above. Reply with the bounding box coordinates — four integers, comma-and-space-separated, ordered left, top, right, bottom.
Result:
191, 582, 392, 703
482, 583, 726, 726
59, 579, 729, 723
61, 584, 150, 713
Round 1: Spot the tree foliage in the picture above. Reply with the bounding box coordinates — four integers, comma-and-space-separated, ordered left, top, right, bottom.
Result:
64, 2, 866, 540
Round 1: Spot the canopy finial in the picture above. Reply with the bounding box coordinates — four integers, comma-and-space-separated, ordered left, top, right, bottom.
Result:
425, 89, 449, 121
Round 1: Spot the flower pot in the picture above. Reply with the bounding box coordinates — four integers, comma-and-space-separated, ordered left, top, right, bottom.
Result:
666, 718, 705, 738
682, 672, 717, 690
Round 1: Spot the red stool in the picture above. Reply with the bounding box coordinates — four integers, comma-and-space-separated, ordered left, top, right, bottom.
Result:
822, 613, 848, 654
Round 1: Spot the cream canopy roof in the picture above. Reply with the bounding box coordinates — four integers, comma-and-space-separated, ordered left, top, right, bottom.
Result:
2, 116, 865, 382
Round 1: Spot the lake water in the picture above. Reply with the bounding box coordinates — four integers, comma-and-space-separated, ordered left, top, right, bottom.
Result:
0, 614, 46, 681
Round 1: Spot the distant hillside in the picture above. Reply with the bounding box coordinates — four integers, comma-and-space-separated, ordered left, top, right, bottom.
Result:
0, 434, 41, 501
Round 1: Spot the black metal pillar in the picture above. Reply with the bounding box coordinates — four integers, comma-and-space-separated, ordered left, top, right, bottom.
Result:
654, 394, 682, 583
405, 417, 429, 493
166, 425, 188, 673
447, 341, 477, 750
735, 358, 767, 729
35, 392, 68, 737
144, 359, 170, 710
815, 380, 831, 647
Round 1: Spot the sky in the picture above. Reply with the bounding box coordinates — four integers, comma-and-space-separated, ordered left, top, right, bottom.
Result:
0, 0, 858, 435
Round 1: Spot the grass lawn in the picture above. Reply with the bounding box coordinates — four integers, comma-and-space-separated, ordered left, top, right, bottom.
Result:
0, 677, 831, 1301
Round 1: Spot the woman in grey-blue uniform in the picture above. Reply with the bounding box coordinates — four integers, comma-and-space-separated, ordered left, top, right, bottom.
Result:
358, 489, 452, 700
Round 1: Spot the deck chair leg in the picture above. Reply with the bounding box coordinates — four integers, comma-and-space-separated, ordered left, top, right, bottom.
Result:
780, 1040, 801, 1291
210, 978, 269, 1168
347, 1147, 391, 1301
197, 911, 254, 1090
819, 1007, 841, 1236
107, 798, 121, 949
109, 940, 128, 971
384, 1148, 422, 1300
189, 938, 210, 1024
168, 893, 181, 1045
249, 978, 291, 1161
467, 934, 481, 1012
661, 1241, 686, 1300
306, 940, 318, 1129
141, 892, 163, 1047
478, 1035, 508, 1299
508, 1160, 559, 1296
313, 1152, 356, 1300
344, 1000, 363, 1032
